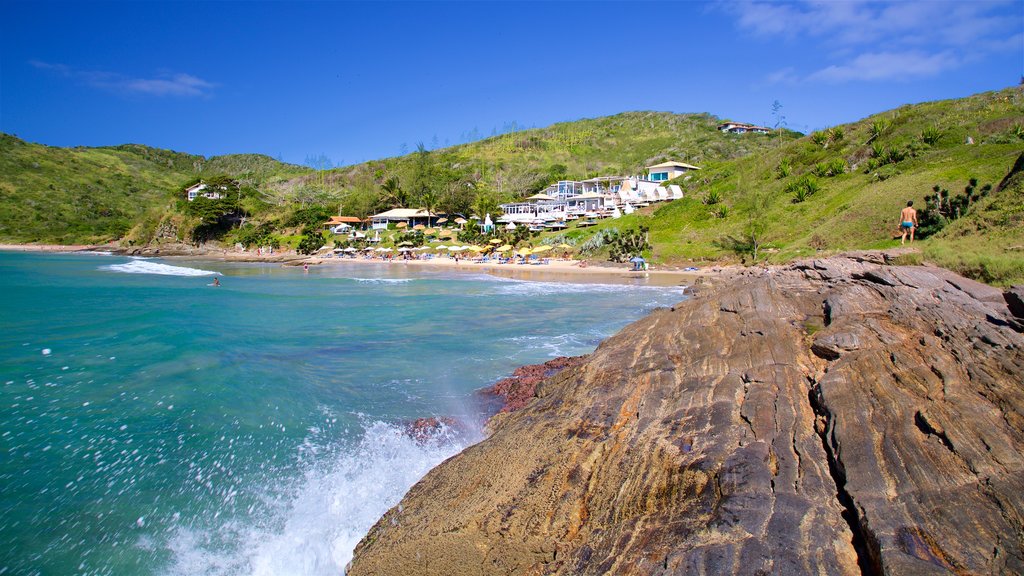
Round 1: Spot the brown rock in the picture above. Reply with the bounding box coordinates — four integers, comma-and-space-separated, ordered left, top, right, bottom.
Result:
483, 356, 588, 415
349, 257, 1024, 575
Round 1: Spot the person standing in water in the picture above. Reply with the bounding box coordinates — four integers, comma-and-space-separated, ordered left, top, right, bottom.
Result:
899, 201, 918, 244
212, 277, 220, 287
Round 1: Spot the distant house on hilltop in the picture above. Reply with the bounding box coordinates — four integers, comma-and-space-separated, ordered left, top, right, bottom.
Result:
185, 181, 227, 201
718, 122, 771, 135
645, 161, 700, 182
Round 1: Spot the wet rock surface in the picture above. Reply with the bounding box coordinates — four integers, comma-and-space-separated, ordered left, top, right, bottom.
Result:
349, 257, 1024, 575
482, 356, 589, 416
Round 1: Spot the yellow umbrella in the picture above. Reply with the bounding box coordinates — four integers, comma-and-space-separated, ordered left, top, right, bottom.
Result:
532, 245, 552, 254
557, 243, 574, 249
495, 245, 512, 253
488, 238, 503, 244
396, 222, 408, 229
468, 246, 485, 252
516, 248, 533, 257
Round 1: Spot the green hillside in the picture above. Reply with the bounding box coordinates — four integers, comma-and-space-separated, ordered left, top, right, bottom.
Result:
2, 88, 1021, 284
0, 135, 309, 244
611, 87, 1023, 283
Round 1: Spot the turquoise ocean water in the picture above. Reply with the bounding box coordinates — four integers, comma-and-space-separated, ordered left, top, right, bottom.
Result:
0, 251, 685, 575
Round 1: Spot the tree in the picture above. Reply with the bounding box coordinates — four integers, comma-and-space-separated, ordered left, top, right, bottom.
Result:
380, 176, 408, 209
419, 190, 438, 225
297, 225, 325, 255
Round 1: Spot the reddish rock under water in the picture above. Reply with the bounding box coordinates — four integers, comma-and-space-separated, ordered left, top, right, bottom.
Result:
485, 356, 589, 414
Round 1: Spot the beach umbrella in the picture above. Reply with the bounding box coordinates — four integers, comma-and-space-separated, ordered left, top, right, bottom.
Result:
495, 245, 512, 253
454, 217, 467, 225
398, 247, 411, 252
397, 241, 414, 247
425, 228, 436, 235
532, 245, 552, 254
396, 222, 408, 229
488, 238, 503, 244
413, 224, 426, 230
436, 217, 448, 224
332, 248, 343, 253
343, 247, 357, 252
468, 246, 484, 253
505, 222, 516, 230
516, 248, 533, 257
629, 256, 645, 264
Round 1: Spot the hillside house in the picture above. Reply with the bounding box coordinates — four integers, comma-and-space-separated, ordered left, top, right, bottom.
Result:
185, 182, 227, 201
718, 122, 771, 134
645, 161, 700, 182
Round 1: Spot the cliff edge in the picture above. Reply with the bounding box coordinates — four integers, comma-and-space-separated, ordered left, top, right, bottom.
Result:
349, 256, 1024, 575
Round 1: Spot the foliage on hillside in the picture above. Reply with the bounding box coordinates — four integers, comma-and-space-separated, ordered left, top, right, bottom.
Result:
0, 134, 309, 243
639, 86, 1024, 284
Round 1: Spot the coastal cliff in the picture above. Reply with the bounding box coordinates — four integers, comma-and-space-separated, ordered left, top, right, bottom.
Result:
349, 256, 1024, 575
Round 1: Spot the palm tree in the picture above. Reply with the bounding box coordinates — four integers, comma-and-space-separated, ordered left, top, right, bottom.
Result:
419, 190, 438, 226
380, 176, 407, 209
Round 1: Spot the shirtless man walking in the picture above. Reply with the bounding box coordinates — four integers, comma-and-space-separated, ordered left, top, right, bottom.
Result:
899, 201, 918, 244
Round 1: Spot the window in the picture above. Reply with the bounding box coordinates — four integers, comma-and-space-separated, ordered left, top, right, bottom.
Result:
651, 172, 669, 182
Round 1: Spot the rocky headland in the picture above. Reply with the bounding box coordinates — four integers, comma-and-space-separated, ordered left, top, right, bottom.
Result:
348, 254, 1024, 575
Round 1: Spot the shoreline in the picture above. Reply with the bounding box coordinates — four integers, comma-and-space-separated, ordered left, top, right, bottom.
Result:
1, 242, 730, 287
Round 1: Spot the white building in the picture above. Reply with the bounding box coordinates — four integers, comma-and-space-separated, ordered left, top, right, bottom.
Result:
185, 182, 226, 201
645, 161, 701, 183
369, 208, 437, 230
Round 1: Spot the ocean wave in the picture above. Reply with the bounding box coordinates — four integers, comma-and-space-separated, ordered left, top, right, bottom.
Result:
503, 332, 599, 358
160, 420, 466, 576
347, 277, 414, 284
102, 260, 221, 277
487, 278, 680, 297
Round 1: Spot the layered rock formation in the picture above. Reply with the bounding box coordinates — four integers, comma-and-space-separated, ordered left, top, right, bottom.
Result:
349, 256, 1024, 575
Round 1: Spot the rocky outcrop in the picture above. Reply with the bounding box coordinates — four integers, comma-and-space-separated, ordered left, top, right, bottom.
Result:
348, 257, 1024, 575
483, 356, 589, 415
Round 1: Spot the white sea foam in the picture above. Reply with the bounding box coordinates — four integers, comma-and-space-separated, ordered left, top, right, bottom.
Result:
102, 260, 221, 277
347, 277, 414, 284
486, 278, 679, 297
161, 421, 467, 576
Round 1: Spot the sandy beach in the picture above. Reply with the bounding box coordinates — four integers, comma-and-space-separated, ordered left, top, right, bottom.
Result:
0, 242, 729, 286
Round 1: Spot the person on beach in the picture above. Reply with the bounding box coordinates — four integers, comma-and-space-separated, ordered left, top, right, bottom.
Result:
899, 201, 918, 244
303, 263, 309, 273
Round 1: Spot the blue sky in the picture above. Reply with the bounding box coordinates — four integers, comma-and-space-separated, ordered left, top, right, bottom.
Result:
2, 1, 1021, 167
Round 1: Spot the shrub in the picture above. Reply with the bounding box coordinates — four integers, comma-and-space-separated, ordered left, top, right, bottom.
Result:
812, 158, 847, 177
920, 126, 941, 145
578, 228, 618, 255
775, 160, 791, 179
712, 204, 729, 219
702, 190, 722, 205
607, 226, 651, 263
786, 175, 821, 203
869, 119, 889, 141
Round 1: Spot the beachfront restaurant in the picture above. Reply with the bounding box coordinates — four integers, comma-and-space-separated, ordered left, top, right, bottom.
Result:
565, 192, 607, 214
369, 208, 438, 230
498, 193, 566, 223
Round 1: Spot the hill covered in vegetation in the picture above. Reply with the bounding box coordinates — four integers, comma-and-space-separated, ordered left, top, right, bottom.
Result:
0, 135, 309, 244
1, 87, 1021, 284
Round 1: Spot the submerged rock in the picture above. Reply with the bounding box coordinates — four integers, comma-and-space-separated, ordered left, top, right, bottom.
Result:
349, 256, 1024, 575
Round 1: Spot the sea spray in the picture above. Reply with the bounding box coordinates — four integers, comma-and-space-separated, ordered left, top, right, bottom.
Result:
161, 421, 467, 576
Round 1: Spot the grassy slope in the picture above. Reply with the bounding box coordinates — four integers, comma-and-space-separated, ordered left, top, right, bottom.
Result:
323, 111, 793, 197
0, 135, 308, 243
624, 87, 1024, 284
